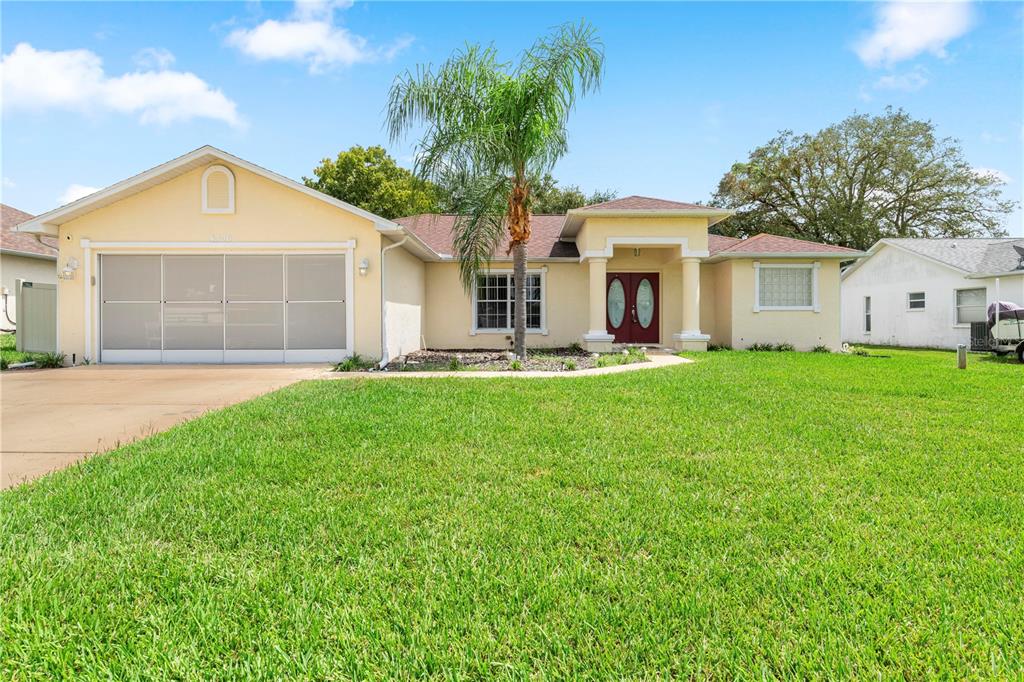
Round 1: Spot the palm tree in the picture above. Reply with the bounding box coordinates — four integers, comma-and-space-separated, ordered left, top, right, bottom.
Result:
387, 22, 604, 359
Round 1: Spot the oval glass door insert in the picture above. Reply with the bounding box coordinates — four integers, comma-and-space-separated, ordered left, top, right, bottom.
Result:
636, 278, 654, 328
607, 278, 626, 328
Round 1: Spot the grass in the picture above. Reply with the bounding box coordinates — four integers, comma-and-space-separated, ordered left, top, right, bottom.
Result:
0, 333, 63, 369
1, 349, 1022, 678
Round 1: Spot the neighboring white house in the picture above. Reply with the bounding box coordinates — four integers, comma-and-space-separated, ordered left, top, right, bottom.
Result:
841, 238, 1024, 349
1, 204, 58, 326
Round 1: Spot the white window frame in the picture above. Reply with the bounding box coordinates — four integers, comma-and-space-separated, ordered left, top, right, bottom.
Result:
470, 267, 548, 335
864, 295, 872, 334
752, 261, 820, 313
953, 287, 987, 327
906, 291, 926, 311
202, 164, 236, 214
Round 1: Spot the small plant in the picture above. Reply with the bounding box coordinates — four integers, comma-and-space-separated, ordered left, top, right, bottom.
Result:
812, 344, 831, 353
596, 347, 647, 368
447, 357, 461, 371
508, 359, 524, 371
563, 359, 577, 371
749, 342, 775, 352
850, 346, 870, 357
334, 354, 375, 372
775, 343, 795, 352
35, 352, 66, 369
0, 357, 8, 371
567, 341, 584, 354
706, 343, 731, 352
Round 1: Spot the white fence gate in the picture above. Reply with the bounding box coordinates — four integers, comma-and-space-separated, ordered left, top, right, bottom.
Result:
15, 279, 57, 353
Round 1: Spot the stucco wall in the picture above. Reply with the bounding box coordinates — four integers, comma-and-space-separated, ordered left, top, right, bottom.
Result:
54, 162, 384, 363
423, 261, 588, 350
1, 253, 56, 324
841, 244, 1024, 348
706, 261, 733, 346
576, 216, 710, 255
383, 237, 425, 360
728, 258, 843, 350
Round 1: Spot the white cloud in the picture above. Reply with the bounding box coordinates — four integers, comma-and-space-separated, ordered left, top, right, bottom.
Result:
855, 1, 974, 68
972, 167, 1011, 184
874, 68, 929, 92
0, 43, 242, 128
133, 47, 175, 70
226, 0, 412, 73
59, 184, 100, 205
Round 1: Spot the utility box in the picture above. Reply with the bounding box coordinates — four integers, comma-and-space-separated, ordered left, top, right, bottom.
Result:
15, 279, 57, 353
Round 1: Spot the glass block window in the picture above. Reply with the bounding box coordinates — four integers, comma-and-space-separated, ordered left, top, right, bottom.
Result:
907, 292, 926, 310
955, 288, 986, 324
475, 273, 542, 331
758, 266, 813, 308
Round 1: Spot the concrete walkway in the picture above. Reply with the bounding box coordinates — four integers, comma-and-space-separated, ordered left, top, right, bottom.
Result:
0, 364, 322, 489
324, 351, 691, 379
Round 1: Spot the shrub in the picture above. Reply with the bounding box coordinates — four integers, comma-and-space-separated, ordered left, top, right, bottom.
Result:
563, 359, 577, 371
36, 352, 66, 369
508, 359, 523, 371
334, 354, 375, 372
596, 347, 647, 368
850, 346, 871, 357
775, 343, 795, 352
447, 357, 461, 371
749, 342, 775, 352
812, 344, 831, 353
0, 357, 8, 371
567, 341, 584, 354
706, 343, 731, 352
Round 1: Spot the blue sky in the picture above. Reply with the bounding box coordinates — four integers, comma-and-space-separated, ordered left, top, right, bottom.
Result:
2, 1, 1021, 235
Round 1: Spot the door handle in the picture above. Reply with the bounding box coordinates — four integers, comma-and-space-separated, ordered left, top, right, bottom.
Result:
631, 305, 637, 323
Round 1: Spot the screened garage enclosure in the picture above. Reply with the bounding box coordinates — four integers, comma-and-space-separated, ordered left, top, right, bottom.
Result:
100, 254, 348, 363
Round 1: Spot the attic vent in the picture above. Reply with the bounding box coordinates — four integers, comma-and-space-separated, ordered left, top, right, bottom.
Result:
202, 165, 235, 214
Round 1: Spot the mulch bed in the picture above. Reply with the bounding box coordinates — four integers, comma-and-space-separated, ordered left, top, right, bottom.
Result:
385, 347, 599, 372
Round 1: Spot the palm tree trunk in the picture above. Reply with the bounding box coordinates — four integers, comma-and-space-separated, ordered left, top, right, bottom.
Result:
512, 240, 527, 359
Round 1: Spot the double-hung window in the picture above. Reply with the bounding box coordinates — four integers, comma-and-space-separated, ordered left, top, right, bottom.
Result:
907, 292, 926, 310
474, 272, 543, 332
864, 296, 872, 333
755, 263, 818, 311
955, 288, 986, 324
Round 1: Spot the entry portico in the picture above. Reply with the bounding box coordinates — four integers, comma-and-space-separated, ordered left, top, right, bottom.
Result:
563, 197, 730, 352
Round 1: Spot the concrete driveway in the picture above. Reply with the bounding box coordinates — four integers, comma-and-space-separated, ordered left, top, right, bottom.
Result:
1, 365, 324, 489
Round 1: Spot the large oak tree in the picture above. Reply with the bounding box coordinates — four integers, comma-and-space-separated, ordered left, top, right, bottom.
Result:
711, 108, 1015, 251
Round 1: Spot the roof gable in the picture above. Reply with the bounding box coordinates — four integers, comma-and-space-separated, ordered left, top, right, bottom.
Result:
843, 238, 1024, 280
14, 146, 398, 237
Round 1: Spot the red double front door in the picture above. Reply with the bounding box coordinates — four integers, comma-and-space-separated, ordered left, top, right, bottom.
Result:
606, 273, 659, 344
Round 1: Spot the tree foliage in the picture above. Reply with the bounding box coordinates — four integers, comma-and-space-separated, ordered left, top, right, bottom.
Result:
387, 21, 604, 358
529, 173, 617, 214
303, 145, 441, 220
711, 108, 1015, 251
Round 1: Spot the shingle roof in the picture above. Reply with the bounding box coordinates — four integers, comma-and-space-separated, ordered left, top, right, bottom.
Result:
394, 214, 579, 259
1, 204, 57, 259
884, 238, 1023, 274
578, 195, 709, 211
709, 233, 862, 256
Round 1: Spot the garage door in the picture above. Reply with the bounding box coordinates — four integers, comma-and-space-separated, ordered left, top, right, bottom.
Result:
100, 254, 347, 363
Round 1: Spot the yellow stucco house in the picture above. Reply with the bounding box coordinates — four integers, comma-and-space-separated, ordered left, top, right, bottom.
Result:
15, 146, 863, 365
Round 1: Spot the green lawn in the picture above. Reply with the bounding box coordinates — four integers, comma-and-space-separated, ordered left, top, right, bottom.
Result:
2, 350, 1021, 678
0, 332, 33, 366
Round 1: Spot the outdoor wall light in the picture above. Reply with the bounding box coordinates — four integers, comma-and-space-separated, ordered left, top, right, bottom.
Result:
359, 258, 370, 276
58, 257, 80, 280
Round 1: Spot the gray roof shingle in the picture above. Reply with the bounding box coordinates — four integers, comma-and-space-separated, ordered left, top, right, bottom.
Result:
885, 238, 1024, 274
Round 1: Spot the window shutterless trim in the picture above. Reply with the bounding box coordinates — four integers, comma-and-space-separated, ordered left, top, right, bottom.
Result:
470, 267, 548, 336
906, 291, 926, 311
752, 261, 820, 312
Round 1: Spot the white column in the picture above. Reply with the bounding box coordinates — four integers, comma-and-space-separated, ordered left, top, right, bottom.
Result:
682, 257, 701, 333
674, 257, 709, 350
583, 257, 613, 350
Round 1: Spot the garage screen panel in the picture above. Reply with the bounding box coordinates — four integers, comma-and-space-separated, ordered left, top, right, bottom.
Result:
226, 256, 284, 351
101, 256, 161, 352
286, 255, 345, 350
163, 256, 224, 351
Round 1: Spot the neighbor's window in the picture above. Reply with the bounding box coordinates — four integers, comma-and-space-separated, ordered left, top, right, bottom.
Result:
475, 273, 542, 331
758, 265, 814, 309
864, 296, 872, 333
907, 292, 926, 310
955, 288, 987, 324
